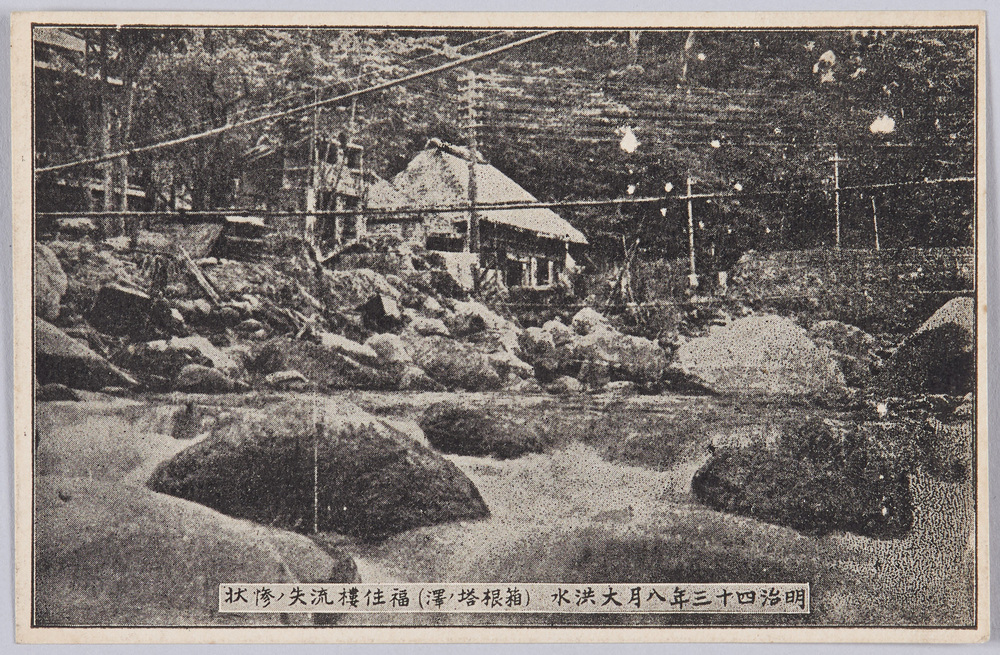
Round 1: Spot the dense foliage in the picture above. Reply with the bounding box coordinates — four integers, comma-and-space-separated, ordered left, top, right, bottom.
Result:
37, 27, 976, 263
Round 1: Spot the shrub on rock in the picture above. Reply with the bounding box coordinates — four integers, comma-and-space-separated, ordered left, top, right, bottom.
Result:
418, 402, 546, 459
148, 399, 490, 540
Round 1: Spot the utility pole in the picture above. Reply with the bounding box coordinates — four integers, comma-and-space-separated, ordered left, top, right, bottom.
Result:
871, 196, 881, 252
305, 88, 319, 244
828, 151, 846, 249
462, 69, 480, 254
685, 175, 698, 288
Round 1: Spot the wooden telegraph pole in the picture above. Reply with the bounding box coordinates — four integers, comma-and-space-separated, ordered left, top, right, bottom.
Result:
462, 69, 481, 254
828, 151, 846, 248
685, 176, 698, 288
871, 196, 881, 252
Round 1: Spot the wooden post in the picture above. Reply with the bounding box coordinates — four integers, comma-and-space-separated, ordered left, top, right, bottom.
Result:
686, 176, 698, 288
828, 151, 846, 248
305, 89, 319, 244
463, 69, 480, 255
871, 196, 881, 252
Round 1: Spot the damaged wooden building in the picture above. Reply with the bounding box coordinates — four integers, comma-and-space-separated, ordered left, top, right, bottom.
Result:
238, 134, 587, 289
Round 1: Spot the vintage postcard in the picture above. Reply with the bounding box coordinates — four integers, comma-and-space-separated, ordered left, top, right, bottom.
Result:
11, 11, 988, 643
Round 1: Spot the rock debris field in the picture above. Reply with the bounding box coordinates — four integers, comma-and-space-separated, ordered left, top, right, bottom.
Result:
32, 235, 976, 627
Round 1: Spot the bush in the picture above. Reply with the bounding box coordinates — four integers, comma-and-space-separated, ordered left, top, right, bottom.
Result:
418, 402, 547, 459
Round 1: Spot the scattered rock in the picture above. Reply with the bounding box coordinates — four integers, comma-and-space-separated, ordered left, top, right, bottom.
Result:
880, 297, 975, 396
358, 293, 404, 332
675, 315, 848, 401
403, 334, 502, 391
317, 331, 381, 367
35, 317, 138, 391
542, 319, 575, 347
174, 364, 246, 393
548, 375, 584, 394
36, 383, 81, 402
35, 476, 357, 626
263, 369, 311, 390
397, 365, 446, 392
87, 283, 154, 337
235, 318, 265, 334
570, 307, 611, 336
409, 315, 451, 337
34, 244, 67, 321
147, 398, 490, 540
419, 402, 546, 459
365, 333, 412, 366
487, 350, 535, 379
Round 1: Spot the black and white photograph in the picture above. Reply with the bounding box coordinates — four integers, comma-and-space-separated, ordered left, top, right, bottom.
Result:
12, 12, 988, 643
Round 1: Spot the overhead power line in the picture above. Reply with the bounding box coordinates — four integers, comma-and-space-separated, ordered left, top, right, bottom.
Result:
34, 175, 974, 221
35, 30, 558, 175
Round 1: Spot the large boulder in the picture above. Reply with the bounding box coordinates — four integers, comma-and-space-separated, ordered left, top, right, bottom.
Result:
674, 315, 848, 400
250, 336, 400, 391
808, 320, 879, 388
880, 297, 975, 396
408, 315, 451, 337
570, 307, 611, 336
572, 327, 668, 389
403, 334, 503, 391
317, 331, 380, 367
692, 417, 914, 539
542, 319, 575, 348
418, 402, 546, 459
323, 267, 400, 311
147, 398, 490, 540
87, 283, 155, 337
358, 293, 404, 332
35, 476, 357, 626
35, 317, 138, 391
120, 335, 244, 387
547, 375, 584, 394
174, 364, 246, 394
34, 243, 67, 321
488, 350, 535, 379
365, 333, 412, 366
446, 300, 521, 351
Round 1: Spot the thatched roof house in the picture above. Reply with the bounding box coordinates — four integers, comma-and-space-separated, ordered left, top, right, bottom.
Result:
390, 139, 587, 288
392, 139, 588, 245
